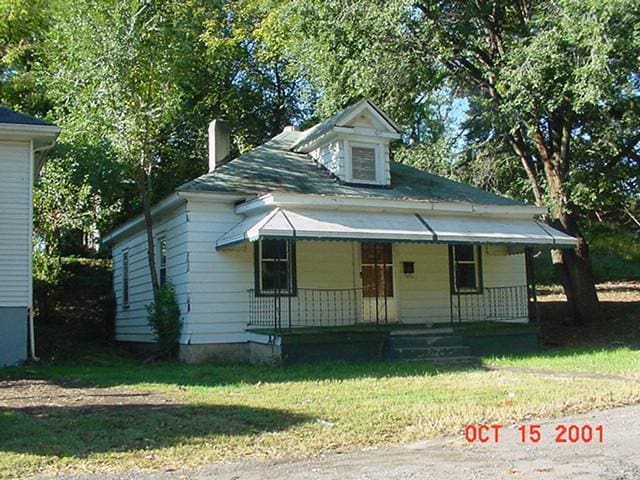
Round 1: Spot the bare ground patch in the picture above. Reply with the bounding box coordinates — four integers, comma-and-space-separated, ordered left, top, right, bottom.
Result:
0, 379, 180, 414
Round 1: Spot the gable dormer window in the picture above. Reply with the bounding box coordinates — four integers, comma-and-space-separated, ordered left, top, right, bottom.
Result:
292, 99, 401, 187
351, 146, 376, 182
347, 141, 383, 184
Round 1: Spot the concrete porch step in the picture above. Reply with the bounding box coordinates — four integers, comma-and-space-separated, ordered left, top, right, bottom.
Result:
428, 356, 482, 366
388, 345, 472, 360
388, 335, 464, 348
389, 327, 454, 335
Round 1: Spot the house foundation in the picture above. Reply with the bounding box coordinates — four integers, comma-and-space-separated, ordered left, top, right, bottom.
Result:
0, 307, 28, 366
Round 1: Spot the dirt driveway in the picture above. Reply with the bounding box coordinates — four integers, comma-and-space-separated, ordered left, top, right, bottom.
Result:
51, 403, 640, 480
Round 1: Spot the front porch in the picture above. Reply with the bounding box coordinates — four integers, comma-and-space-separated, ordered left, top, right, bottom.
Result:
246, 321, 539, 364
240, 235, 541, 363
212, 202, 574, 363
245, 236, 539, 331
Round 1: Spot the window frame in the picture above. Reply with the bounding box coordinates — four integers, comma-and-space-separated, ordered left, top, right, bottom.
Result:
122, 250, 130, 308
254, 239, 297, 297
158, 237, 168, 286
345, 140, 383, 185
449, 244, 483, 294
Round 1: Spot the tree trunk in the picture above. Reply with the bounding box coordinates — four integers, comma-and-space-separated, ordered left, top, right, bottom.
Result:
549, 215, 600, 326
142, 174, 159, 293
532, 120, 600, 326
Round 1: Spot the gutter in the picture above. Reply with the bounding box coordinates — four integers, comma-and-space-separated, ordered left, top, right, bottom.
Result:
29, 136, 59, 362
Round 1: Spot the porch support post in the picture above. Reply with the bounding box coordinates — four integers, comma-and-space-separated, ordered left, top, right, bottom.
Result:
281, 210, 297, 331
525, 247, 540, 323
374, 242, 379, 326
275, 252, 281, 331
383, 244, 388, 325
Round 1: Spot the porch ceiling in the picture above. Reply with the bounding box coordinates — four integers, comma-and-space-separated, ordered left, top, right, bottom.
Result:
215, 207, 576, 249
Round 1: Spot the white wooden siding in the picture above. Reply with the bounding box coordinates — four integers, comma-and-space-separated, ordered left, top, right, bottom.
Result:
112, 203, 189, 342
0, 141, 31, 307
395, 244, 527, 324
310, 139, 344, 178
183, 199, 253, 344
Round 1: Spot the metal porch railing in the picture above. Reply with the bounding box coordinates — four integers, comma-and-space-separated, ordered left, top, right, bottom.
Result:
450, 285, 529, 323
248, 285, 531, 331
247, 287, 391, 330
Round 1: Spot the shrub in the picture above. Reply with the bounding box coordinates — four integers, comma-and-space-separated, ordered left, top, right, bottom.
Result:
146, 283, 182, 359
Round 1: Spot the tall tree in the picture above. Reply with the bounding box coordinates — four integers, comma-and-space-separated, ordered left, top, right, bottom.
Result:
0, 0, 50, 112
31, 0, 312, 260
273, 0, 640, 325
42, 0, 194, 290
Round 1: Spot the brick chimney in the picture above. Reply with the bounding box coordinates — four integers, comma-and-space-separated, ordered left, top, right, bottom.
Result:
208, 119, 230, 172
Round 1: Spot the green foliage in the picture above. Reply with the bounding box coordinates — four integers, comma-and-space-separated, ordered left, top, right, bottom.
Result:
273, 0, 640, 232
0, 0, 51, 113
32, 249, 63, 288
33, 148, 122, 255
42, 0, 188, 180
534, 230, 640, 284
3, 0, 315, 257
146, 283, 182, 359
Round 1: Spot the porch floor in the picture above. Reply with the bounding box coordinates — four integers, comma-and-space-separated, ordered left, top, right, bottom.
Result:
246, 321, 537, 337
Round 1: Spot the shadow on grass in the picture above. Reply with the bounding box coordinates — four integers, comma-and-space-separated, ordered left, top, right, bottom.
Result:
0, 402, 309, 458
538, 299, 640, 348
2, 359, 483, 391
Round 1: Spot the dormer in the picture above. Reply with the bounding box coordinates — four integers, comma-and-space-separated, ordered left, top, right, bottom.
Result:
291, 99, 402, 187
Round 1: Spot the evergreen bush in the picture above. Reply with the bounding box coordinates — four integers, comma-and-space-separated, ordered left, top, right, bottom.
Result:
146, 283, 182, 359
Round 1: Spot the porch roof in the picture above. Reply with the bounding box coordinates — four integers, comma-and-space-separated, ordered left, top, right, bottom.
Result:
215, 208, 576, 248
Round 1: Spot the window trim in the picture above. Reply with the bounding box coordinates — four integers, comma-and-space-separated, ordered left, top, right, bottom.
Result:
345, 140, 384, 185
122, 250, 130, 308
254, 239, 297, 297
449, 244, 483, 294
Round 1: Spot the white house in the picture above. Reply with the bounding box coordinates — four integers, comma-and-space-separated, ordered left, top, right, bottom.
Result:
0, 107, 60, 366
103, 99, 575, 363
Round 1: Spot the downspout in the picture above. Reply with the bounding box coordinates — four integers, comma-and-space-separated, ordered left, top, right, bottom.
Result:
28, 140, 58, 361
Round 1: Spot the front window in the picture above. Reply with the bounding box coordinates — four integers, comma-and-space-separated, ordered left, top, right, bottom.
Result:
451, 245, 482, 293
351, 146, 377, 182
256, 239, 296, 295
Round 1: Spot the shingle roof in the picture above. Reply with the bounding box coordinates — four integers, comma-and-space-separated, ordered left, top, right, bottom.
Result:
0, 106, 52, 126
179, 130, 524, 206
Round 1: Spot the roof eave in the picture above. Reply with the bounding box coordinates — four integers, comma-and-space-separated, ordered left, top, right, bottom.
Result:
235, 192, 548, 218
101, 193, 185, 246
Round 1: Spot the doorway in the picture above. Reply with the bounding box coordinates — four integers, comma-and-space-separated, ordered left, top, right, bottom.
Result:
360, 242, 396, 323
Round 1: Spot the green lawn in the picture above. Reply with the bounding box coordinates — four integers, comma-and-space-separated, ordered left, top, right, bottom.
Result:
1, 349, 640, 479
490, 346, 640, 376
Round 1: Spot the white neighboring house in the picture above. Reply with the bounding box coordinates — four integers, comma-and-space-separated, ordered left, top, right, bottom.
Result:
103, 99, 575, 363
0, 107, 60, 366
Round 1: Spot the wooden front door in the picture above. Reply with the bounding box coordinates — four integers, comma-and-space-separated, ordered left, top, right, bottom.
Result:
360, 242, 395, 323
